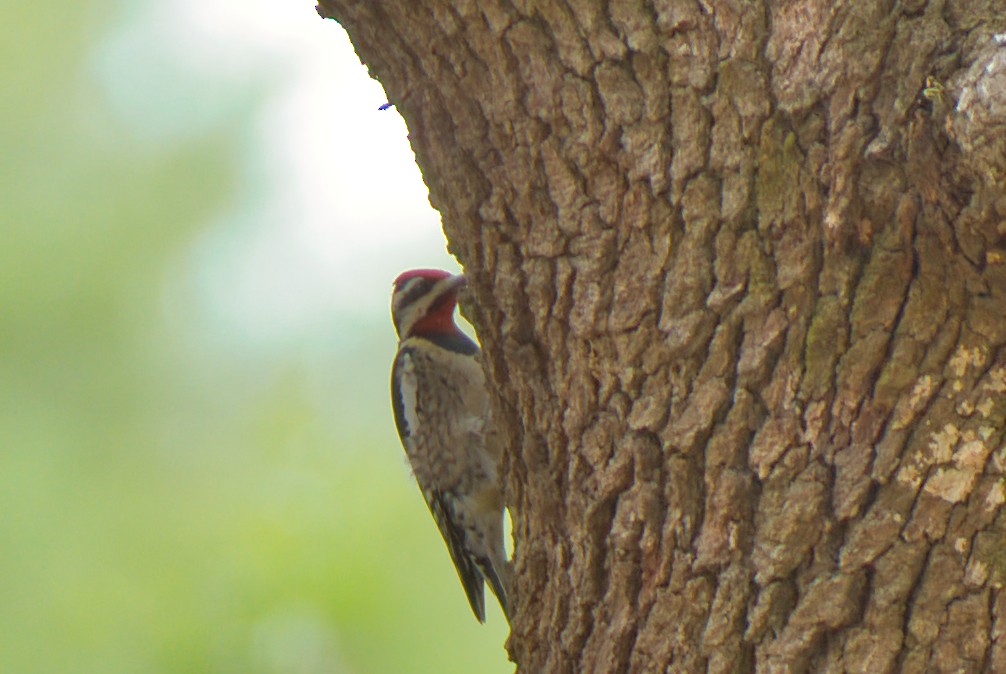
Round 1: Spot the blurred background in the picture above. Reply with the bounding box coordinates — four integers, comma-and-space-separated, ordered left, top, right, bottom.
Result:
1, 1, 510, 672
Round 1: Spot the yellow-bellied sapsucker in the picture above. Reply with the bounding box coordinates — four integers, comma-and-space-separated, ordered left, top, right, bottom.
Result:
390, 269, 509, 623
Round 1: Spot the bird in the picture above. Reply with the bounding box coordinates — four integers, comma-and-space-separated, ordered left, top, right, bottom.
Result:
389, 268, 510, 623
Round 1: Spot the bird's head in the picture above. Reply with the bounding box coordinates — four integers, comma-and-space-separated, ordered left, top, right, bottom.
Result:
391, 269, 467, 339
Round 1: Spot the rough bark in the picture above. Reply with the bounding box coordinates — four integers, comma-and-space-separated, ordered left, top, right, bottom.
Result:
317, 2, 1006, 672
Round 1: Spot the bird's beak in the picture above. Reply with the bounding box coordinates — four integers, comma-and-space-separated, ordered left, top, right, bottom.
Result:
450, 273, 468, 290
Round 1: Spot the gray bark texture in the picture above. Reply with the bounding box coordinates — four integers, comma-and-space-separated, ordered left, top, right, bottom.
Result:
317, 2, 1006, 672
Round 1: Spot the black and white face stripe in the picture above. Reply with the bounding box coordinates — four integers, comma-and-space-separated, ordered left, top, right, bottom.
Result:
391, 274, 465, 338
391, 276, 439, 337
393, 276, 438, 318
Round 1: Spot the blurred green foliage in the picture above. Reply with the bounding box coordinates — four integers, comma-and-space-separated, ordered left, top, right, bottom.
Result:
0, 2, 510, 672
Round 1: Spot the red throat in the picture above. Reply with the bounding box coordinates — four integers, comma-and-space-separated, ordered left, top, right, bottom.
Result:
409, 292, 460, 337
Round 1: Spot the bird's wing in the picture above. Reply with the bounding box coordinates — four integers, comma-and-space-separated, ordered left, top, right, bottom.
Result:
427, 489, 487, 623
392, 347, 488, 623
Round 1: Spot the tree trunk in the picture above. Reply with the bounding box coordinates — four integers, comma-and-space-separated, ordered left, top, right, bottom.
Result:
317, 2, 1006, 672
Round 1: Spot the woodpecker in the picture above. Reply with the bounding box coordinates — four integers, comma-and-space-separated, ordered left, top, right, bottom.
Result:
390, 268, 509, 623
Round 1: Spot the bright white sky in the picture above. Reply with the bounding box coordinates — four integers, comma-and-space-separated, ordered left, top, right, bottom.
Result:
94, 0, 458, 348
